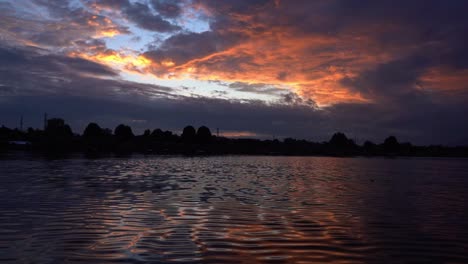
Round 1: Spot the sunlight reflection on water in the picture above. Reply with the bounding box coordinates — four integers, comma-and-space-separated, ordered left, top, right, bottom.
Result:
0, 155, 467, 263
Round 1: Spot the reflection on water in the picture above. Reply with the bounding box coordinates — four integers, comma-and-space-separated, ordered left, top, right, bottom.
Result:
0, 155, 467, 263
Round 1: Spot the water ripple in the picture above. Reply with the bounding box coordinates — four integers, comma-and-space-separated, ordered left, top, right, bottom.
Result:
1, 155, 467, 263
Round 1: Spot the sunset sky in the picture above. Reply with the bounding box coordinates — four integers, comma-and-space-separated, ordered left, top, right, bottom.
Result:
1, 0, 468, 144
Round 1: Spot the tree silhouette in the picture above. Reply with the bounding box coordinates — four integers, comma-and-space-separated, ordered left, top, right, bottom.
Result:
1, 116, 467, 157
363, 140, 377, 154
114, 124, 134, 141
182, 125, 196, 143
0, 126, 12, 142
83, 123, 103, 139
197, 126, 212, 143
329, 132, 354, 148
150, 129, 164, 141
83, 122, 108, 151
383, 136, 399, 152
363, 140, 376, 150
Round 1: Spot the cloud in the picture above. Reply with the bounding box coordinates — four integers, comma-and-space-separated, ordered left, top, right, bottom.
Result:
88, 0, 181, 32
227, 82, 283, 95
124, 2, 181, 32
135, 0, 468, 106
2, 43, 468, 145
0, 0, 129, 48
143, 30, 245, 67
150, 0, 183, 18
0, 45, 173, 98
1, 0, 468, 145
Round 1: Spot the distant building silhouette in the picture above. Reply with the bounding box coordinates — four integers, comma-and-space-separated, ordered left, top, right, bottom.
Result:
42, 118, 73, 151
45, 118, 73, 138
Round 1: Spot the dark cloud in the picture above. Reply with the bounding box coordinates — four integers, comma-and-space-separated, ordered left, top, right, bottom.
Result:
0, 45, 173, 97
193, 0, 272, 16
72, 39, 108, 54
280, 92, 317, 107
4, 0, 180, 44
0, 45, 117, 76
150, 0, 183, 18
87, 0, 180, 32
31, 0, 71, 16
144, 30, 245, 65
188, 0, 468, 65
340, 55, 432, 100
124, 2, 181, 32
90, 0, 129, 9
0, 1, 130, 48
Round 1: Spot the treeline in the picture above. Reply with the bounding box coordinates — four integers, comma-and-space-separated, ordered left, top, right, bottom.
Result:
1, 118, 467, 157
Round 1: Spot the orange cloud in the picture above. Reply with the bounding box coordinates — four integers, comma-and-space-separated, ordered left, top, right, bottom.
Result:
95, 28, 121, 38
53, 2, 408, 106
220, 131, 259, 138
419, 67, 468, 94
65, 2, 467, 107
70, 50, 152, 74
132, 26, 377, 106
86, 15, 127, 39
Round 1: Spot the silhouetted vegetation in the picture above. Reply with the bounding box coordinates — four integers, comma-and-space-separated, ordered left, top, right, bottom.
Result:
197, 126, 212, 144
181, 125, 196, 143
327, 132, 357, 156
1, 117, 467, 157
114, 124, 134, 141
383, 136, 399, 153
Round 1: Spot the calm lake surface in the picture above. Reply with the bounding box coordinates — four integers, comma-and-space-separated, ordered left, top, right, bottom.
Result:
0, 155, 467, 263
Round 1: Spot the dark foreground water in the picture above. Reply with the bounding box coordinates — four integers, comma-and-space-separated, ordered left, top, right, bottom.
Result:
0, 155, 467, 263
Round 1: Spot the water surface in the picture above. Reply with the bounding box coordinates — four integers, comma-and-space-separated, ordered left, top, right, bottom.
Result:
1, 155, 467, 263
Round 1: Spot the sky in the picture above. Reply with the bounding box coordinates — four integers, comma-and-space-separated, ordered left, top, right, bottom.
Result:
1, 0, 468, 145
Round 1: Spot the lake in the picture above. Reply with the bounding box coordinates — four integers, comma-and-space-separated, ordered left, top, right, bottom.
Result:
1, 155, 467, 263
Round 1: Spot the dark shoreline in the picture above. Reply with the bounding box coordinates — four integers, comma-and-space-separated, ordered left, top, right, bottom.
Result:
2, 119, 468, 158
2, 149, 468, 160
